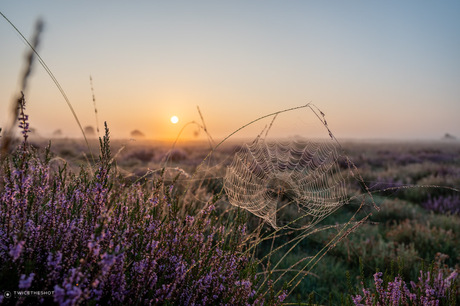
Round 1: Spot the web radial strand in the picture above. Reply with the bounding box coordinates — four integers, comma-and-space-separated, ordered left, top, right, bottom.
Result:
223, 138, 350, 229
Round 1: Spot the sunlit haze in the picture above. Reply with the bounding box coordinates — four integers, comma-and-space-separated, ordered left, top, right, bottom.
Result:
171, 116, 179, 124
1, 1, 459, 141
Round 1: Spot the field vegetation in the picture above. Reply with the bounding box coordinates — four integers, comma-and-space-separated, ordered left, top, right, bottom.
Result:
1, 107, 459, 304
0, 13, 459, 305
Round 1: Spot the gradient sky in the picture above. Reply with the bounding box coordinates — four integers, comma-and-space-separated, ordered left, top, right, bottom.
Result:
1, 1, 459, 141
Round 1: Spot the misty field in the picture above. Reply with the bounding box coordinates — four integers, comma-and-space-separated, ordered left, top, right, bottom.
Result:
1, 3, 460, 304
1, 112, 459, 305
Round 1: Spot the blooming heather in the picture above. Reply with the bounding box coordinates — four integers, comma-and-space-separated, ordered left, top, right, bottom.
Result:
422, 194, 460, 215
0, 125, 284, 305
353, 269, 458, 305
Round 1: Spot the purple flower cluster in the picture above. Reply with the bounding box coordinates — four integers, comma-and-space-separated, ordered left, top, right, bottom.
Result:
371, 149, 456, 167
352, 269, 458, 305
422, 194, 460, 215
0, 129, 285, 305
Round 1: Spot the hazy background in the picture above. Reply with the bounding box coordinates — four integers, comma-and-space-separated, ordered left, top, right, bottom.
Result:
1, 1, 459, 141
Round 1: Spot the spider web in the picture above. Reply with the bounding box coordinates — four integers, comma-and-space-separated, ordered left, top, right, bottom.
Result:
223, 137, 353, 229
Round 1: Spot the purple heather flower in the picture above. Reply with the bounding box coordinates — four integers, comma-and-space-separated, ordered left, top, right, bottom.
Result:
354, 269, 458, 306
0, 139, 268, 305
9, 240, 25, 261
185, 215, 194, 224
53, 285, 66, 305
352, 294, 363, 305
18, 272, 35, 289
88, 241, 100, 257
240, 224, 247, 236
426, 288, 436, 297
446, 271, 457, 283
278, 291, 288, 302
388, 277, 402, 305
100, 253, 116, 273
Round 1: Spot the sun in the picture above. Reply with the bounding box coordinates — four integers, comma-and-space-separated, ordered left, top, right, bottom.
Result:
170, 115, 179, 124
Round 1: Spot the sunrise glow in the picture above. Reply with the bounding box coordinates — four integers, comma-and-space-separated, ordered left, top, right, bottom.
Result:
1, 2, 459, 140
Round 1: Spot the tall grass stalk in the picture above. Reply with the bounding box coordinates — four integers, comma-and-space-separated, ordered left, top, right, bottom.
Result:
0, 11, 94, 162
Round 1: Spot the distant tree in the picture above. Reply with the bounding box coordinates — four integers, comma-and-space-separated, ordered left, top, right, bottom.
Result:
443, 133, 456, 140
52, 129, 63, 137
84, 126, 96, 138
130, 129, 145, 138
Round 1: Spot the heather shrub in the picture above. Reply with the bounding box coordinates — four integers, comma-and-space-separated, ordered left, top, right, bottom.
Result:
422, 194, 460, 215
0, 122, 284, 305
352, 262, 459, 305
388, 168, 460, 205
428, 212, 460, 234
321, 193, 459, 300
370, 199, 425, 223
385, 220, 458, 266
333, 225, 420, 281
